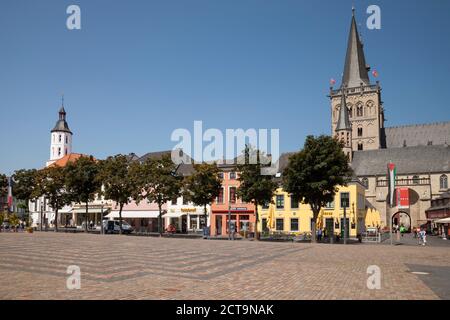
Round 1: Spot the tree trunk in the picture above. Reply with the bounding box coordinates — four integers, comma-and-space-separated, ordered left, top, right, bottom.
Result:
310, 205, 320, 244
119, 203, 124, 235
158, 203, 162, 237
254, 202, 259, 241
54, 206, 58, 232
85, 202, 89, 232
203, 204, 208, 231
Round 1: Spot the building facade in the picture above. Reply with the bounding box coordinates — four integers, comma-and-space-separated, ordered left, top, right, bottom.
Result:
330, 9, 450, 231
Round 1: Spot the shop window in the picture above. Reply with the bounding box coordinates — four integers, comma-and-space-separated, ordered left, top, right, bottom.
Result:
290, 218, 299, 232
276, 218, 284, 231
276, 195, 284, 209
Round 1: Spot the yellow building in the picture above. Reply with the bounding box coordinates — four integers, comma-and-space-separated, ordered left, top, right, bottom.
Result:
259, 181, 371, 238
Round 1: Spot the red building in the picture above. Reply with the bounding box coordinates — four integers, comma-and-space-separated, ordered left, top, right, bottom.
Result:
210, 163, 255, 237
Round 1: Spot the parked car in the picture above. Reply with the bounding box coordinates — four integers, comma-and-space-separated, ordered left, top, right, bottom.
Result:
102, 220, 134, 234
1, 222, 10, 230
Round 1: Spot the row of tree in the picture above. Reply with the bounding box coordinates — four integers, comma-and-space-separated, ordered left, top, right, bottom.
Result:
1, 135, 352, 242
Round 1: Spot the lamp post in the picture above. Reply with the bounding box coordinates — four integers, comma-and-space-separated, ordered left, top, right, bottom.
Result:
100, 201, 104, 235
228, 205, 231, 240
40, 203, 43, 232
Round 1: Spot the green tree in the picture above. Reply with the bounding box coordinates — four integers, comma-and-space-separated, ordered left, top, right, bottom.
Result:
183, 163, 222, 230
65, 156, 102, 231
12, 169, 38, 221
137, 154, 182, 236
282, 135, 352, 243
237, 146, 278, 240
34, 166, 71, 232
98, 155, 139, 234
0, 174, 7, 210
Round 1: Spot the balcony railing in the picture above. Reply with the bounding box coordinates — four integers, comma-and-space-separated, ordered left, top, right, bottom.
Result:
376, 177, 431, 187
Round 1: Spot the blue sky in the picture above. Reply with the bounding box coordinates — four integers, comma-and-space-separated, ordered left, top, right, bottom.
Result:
1, 0, 449, 173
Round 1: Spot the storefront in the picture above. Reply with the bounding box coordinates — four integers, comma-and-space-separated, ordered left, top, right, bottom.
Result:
106, 210, 160, 233
163, 208, 208, 233
211, 208, 255, 236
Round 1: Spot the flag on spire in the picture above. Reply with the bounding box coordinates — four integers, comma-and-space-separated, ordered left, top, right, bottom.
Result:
372, 69, 379, 78
330, 78, 336, 86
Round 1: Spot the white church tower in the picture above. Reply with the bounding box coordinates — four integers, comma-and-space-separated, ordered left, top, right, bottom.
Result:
46, 99, 73, 167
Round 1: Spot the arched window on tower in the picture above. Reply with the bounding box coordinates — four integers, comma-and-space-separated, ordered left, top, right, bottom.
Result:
65, 136, 68, 144
357, 127, 363, 137
358, 143, 363, 151
59, 135, 62, 142
440, 174, 448, 190
58, 147, 61, 156
357, 105, 363, 117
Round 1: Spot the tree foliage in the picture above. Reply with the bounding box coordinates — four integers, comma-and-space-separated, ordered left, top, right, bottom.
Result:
237, 146, 278, 240
282, 135, 353, 242
183, 163, 222, 225
12, 169, 38, 205
0, 173, 7, 200
98, 155, 139, 234
136, 154, 182, 235
34, 165, 71, 231
65, 156, 101, 231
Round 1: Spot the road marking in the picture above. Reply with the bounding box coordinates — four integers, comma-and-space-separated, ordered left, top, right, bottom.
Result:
411, 271, 430, 275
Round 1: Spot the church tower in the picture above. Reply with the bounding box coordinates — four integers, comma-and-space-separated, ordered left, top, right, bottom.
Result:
330, 8, 385, 151
335, 86, 353, 161
46, 98, 73, 166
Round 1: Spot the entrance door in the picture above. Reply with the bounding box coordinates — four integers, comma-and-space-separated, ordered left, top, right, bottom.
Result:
325, 218, 334, 239
340, 218, 350, 238
216, 215, 222, 235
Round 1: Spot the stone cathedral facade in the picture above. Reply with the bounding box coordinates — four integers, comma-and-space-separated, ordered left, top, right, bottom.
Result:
330, 10, 450, 231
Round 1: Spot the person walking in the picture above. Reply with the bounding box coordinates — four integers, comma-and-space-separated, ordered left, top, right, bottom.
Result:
317, 228, 323, 242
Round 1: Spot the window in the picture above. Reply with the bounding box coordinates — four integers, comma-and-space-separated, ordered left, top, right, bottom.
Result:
290, 218, 299, 232
229, 172, 236, 180
276, 195, 284, 209
340, 192, 350, 209
229, 187, 237, 204
59, 135, 62, 142
357, 105, 363, 117
358, 143, 363, 151
348, 106, 352, 118
361, 177, 369, 189
440, 175, 448, 190
65, 136, 68, 144
262, 218, 268, 231
262, 201, 270, 209
182, 196, 189, 205
218, 172, 224, 180
217, 188, 224, 204
325, 200, 334, 209
357, 127, 363, 137
65, 148, 67, 155
290, 195, 299, 209
58, 147, 61, 156
276, 218, 284, 231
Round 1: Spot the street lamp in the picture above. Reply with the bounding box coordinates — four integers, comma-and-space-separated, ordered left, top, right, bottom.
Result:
100, 200, 104, 235
40, 203, 43, 232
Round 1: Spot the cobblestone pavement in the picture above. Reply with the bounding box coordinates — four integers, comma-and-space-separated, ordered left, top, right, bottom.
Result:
0, 232, 449, 300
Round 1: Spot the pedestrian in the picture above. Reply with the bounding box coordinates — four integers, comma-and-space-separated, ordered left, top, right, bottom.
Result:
420, 229, 427, 246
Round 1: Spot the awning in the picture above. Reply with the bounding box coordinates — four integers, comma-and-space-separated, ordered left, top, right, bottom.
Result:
73, 208, 106, 214
105, 211, 159, 219
434, 217, 450, 224
163, 212, 186, 218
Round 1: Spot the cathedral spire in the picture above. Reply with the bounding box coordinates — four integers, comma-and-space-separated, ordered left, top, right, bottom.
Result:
342, 9, 370, 88
335, 87, 351, 132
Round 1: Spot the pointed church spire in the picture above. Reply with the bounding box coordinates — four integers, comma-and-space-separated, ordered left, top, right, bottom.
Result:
335, 86, 351, 132
342, 8, 370, 88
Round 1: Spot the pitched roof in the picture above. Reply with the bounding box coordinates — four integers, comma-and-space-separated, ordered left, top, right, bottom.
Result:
383, 121, 450, 148
342, 11, 370, 88
48, 153, 85, 168
351, 145, 450, 176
